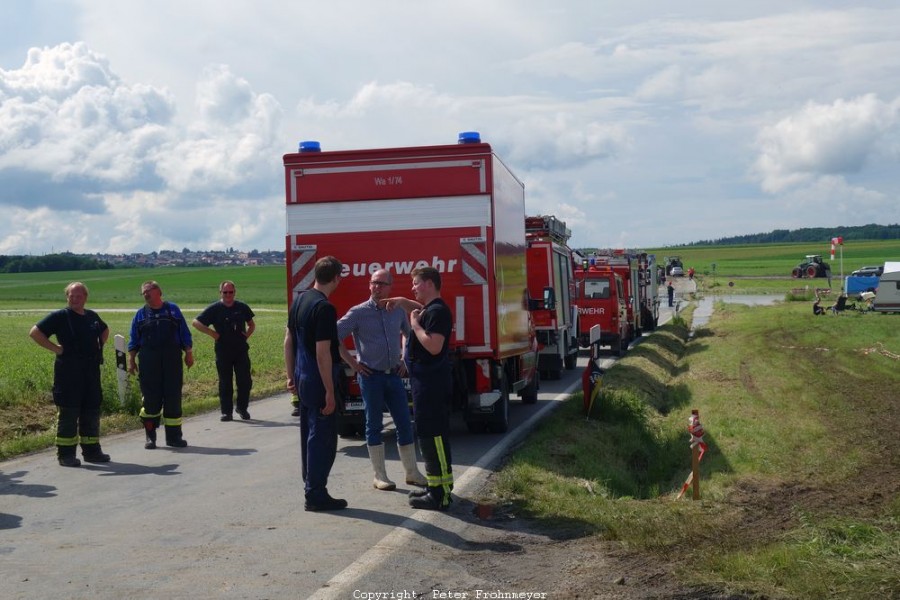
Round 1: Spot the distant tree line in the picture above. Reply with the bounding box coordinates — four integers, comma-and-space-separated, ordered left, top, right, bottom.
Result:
685, 223, 900, 246
0, 253, 112, 273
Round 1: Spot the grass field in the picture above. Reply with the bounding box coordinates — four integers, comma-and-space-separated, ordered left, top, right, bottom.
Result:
0, 265, 288, 308
489, 302, 900, 598
645, 239, 900, 279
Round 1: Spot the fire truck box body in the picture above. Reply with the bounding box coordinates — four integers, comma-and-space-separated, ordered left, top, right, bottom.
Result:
525, 215, 579, 379
284, 136, 539, 434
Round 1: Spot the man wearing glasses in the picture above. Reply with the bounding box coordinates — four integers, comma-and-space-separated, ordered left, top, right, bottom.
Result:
192, 281, 256, 421
338, 269, 427, 491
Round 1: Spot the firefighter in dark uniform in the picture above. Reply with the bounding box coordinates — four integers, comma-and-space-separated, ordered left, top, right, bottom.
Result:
284, 256, 348, 512
192, 280, 256, 421
397, 266, 454, 511
30, 282, 110, 467
128, 280, 194, 449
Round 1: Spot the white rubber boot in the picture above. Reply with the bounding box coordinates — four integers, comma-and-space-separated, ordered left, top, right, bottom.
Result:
368, 444, 396, 491
399, 443, 427, 487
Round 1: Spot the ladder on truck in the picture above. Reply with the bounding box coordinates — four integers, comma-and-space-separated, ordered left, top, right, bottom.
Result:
525, 215, 571, 244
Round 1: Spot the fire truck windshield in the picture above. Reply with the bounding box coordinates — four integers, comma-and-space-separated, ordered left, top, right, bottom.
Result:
585, 280, 610, 299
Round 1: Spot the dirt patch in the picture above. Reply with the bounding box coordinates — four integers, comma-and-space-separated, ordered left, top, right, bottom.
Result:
446, 498, 750, 599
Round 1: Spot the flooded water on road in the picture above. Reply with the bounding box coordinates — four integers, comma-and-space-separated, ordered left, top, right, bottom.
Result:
691, 294, 781, 328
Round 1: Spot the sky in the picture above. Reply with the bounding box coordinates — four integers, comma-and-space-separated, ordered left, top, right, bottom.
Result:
2, 1, 899, 254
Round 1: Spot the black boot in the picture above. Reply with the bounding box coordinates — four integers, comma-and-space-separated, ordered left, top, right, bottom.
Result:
408, 486, 450, 511
82, 443, 111, 463
144, 422, 157, 449
408, 487, 430, 498
304, 493, 348, 512
165, 425, 188, 448
57, 446, 81, 468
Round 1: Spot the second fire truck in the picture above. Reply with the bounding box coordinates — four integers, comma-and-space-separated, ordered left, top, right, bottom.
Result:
525, 215, 579, 379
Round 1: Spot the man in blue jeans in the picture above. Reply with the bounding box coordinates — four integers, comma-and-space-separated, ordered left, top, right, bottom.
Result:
338, 269, 427, 491
284, 256, 347, 512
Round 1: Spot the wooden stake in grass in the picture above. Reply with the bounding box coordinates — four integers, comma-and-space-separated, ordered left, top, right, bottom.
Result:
677, 409, 709, 500
688, 409, 707, 500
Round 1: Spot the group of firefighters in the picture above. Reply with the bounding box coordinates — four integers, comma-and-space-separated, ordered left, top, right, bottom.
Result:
29, 261, 455, 513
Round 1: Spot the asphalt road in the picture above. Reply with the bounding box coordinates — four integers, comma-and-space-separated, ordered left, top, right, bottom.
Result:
1, 370, 586, 600
2, 300, 681, 600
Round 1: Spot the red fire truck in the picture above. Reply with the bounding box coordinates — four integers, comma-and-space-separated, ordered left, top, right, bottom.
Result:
574, 250, 659, 356
525, 215, 579, 379
574, 258, 630, 356
283, 132, 539, 434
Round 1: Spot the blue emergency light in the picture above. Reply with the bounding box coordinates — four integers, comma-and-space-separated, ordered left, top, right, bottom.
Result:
458, 131, 481, 144
298, 141, 321, 152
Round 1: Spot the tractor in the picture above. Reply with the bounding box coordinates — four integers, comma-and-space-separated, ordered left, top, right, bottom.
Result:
791, 255, 832, 279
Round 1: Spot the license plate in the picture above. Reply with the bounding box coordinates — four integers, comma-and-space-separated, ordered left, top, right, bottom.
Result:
344, 401, 364, 411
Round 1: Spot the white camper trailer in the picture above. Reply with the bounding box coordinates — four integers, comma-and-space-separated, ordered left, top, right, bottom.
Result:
872, 262, 900, 313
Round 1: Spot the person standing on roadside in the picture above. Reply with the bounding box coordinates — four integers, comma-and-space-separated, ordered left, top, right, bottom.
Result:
284, 256, 348, 512
192, 281, 255, 421
29, 282, 111, 467
667, 279, 675, 308
128, 281, 194, 449
389, 266, 454, 511
337, 268, 427, 491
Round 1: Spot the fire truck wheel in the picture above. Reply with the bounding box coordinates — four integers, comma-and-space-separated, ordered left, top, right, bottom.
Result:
520, 371, 539, 405
465, 420, 486, 433
564, 347, 578, 370
487, 372, 510, 433
337, 420, 362, 438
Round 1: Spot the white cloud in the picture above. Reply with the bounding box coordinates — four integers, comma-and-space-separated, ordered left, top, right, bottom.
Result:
753, 94, 900, 193
3, 3, 900, 254
156, 65, 284, 197
0, 42, 173, 206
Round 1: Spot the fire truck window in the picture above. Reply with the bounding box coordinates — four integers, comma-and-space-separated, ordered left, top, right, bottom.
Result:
586, 280, 610, 299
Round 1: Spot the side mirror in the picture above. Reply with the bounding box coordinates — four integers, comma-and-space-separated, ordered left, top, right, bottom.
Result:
543, 287, 556, 311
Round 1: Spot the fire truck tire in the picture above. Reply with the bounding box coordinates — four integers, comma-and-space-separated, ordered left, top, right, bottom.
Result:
338, 421, 362, 438
487, 372, 510, 433
564, 351, 577, 371
520, 371, 539, 405
465, 420, 486, 434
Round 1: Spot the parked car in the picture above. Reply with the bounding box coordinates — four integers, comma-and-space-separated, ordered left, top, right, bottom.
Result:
670, 266, 684, 277
851, 265, 884, 277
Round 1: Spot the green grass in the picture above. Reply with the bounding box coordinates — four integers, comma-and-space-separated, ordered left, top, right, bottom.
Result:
646, 240, 900, 278
0, 265, 289, 308
489, 302, 900, 599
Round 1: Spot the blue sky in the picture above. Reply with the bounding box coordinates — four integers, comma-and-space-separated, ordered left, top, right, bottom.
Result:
2, 1, 899, 254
